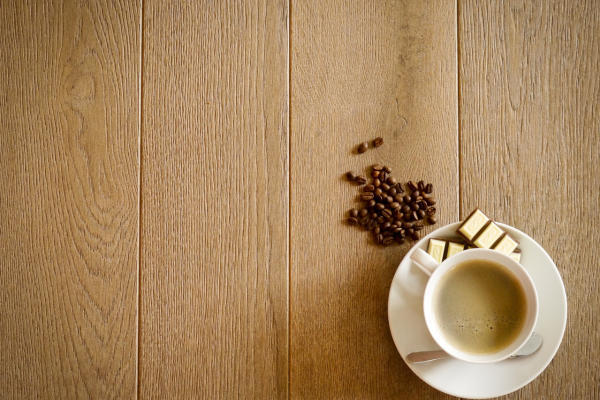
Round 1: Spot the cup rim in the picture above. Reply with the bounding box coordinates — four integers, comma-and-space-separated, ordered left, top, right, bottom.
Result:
423, 249, 539, 364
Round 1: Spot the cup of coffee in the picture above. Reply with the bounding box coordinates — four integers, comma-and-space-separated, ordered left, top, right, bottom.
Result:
410, 248, 538, 363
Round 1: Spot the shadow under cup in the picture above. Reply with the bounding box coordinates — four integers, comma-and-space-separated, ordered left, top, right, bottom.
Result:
423, 249, 539, 364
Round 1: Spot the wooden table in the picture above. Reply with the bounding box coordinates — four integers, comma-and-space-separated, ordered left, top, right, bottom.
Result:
1, 1, 599, 399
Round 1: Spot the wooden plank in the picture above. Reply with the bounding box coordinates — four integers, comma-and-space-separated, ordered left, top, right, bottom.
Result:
290, 1, 458, 398
460, 1, 600, 398
0, 1, 140, 398
139, 1, 289, 398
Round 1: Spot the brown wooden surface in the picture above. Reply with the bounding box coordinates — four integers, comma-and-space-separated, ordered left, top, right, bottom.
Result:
139, 1, 289, 399
0, 0, 140, 398
459, 2, 600, 399
290, 1, 458, 398
2, 0, 600, 399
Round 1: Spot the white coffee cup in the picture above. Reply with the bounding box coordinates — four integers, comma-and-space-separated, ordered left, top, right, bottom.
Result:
410, 247, 539, 363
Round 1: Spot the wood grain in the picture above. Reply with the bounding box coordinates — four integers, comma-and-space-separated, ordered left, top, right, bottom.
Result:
290, 1, 458, 398
0, 0, 140, 398
460, 1, 600, 399
139, 1, 289, 398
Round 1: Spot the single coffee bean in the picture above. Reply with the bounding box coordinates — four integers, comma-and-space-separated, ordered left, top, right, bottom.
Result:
346, 171, 357, 181
382, 209, 392, 218
425, 197, 437, 205
418, 180, 426, 191
425, 183, 433, 194
374, 188, 383, 196
395, 237, 406, 244
394, 195, 404, 203
361, 192, 374, 201
374, 179, 382, 188
377, 216, 385, 224
376, 234, 384, 244
371, 213, 378, 219
428, 216, 437, 225
373, 164, 384, 171
397, 182, 406, 193
383, 166, 392, 173
384, 196, 392, 204
411, 211, 419, 221
406, 228, 414, 235
397, 229, 407, 238
411, 232, 420, 240
373, 137, 384, 147
358, 142, 368, 153
417, 210, 426, 219
374, 194, 383, 202
372, 226, 380, 235
381, 222, 391, 230
415, 196, 424, 202
414, 222, 424, 231
403, 195, 411, 203
359, 216, 369, 225
371, 170, 380, 178
359, 209, 369, 217
348, 217, 358, 224
403, 213, 412, 222
401, 204, 411, 213
379, 171, 388, 182
411, 190, 420, 199
349, 209, 359, 218
426, 207, 436, 216
390, 202, 400, 210
402, 222, 413, 229
387, 177, 397, 185
382, 237, 395, 246
418, 200, 428, 210
410, 202, 419, 211
355, 175, 367, 184
364, 184, 375, 192
388, 188, 397, 196
375, 203, 385, 211
380, 183, 390, 191
368, 200, 376, 208
407, 181, 418, 191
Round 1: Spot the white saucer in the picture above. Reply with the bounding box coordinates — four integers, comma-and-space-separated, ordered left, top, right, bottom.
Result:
388, 222, 567, 399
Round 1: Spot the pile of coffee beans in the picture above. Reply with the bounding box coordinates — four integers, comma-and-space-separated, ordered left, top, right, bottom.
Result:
346, 164, 438, 246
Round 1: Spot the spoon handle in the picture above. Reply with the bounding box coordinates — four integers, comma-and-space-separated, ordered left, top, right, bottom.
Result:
406, 349, 449, 363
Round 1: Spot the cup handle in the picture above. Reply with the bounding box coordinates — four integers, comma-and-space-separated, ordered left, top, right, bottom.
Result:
410, 248, 440, 277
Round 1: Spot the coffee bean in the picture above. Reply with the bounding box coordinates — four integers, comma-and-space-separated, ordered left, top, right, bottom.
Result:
375, 203, 385, 211
347, 171, 357, 181
375, 234, 383, 244
411, 190, 420, 199
380, 183, 390, 191
359, 216, 369, 225
388, 188, 397, 196
382, 237, 395, 246
372, 227, 380, 235
411, 211, 419, 221
383, 196, 392, 204
373, 164, 384, 171
387, 177, 397, 185
406, 228, 414, 235
394, 195, 404, 203
358, 142, 368, 153
401, 222, 413, 229
397, 229, 407, 238
364, 184, 375, 192
373, 179, 381, 187
379, 171, 387, 182
393, 210, 403, 220
355, 175, 367, 184
395, 237, 406, 244
401, 204, 411, 213
414, 222, 424, 231
371, 213, 378, 219
374, 194, 383, 202
418, 200, 428, 210
361, 192, 374, 201
403, 195, 411, 203
390, 202, 400, 210
348, 217, 358, 224
417, 210, 426, 219
392, 228, 403, 234
418, 180, 425, 191
371, 170, 380, 178
407, 181, 418, 191
411, 232, 420, 240
381, 221, 391, 230
373, 137, 384, 147
377, 216, 385, 224
425, 183, 433, 194
428, 216, 437, 225
349, 209, 359, 218
382, 209, 392, 218
410, 202, 419, 211
359, 209, 369, 217
426, 207, 436, 216
374, 188, 383, 196
425, 197, 437, 205
403, 213, 412, 222
397, 183, 406, 193
367, 219, 378, 230
384, 166, 392, 173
